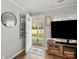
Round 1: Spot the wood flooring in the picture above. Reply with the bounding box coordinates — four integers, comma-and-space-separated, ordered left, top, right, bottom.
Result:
13, 50, 76, 59
13, 46, 76, 59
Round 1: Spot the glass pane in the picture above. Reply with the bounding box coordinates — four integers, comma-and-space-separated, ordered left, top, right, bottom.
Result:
32, 19, 38, 41
38, 19, 44, 42
32, 17, 44, 47
32, 29, 37, 40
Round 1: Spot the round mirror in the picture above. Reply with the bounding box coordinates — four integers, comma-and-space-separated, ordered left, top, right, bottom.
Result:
1, 11, 17, 28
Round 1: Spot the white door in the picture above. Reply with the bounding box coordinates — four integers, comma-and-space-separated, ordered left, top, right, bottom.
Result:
25, 14, 32, 53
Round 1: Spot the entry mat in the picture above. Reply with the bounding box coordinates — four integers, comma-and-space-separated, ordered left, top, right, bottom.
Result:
29, 47, 45, 56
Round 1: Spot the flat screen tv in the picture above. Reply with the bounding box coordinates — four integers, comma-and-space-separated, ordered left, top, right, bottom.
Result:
51, 20, 77, 44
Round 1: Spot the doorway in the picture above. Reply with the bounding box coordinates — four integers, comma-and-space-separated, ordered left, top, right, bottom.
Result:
32, 17, 45, 48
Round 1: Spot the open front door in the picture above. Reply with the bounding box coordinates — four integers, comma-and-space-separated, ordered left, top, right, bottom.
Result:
25, 14, 32, 53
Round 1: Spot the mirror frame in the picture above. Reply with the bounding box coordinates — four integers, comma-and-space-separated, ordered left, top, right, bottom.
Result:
1, 11, 17, 28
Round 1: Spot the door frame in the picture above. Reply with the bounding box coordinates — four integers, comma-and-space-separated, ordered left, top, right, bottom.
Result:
32, 17, 45, 49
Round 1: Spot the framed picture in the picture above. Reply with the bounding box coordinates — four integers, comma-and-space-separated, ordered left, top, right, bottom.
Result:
20, 14, 26, 39
46, 16, 51, 26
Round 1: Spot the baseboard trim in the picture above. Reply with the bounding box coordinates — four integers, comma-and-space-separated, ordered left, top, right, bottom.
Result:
9, 49, 25, 59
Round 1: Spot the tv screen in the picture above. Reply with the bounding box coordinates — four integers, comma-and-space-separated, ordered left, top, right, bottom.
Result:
51, 20, 77, 39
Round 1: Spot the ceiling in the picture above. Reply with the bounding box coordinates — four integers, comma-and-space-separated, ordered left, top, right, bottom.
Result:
9, 0, 77, 16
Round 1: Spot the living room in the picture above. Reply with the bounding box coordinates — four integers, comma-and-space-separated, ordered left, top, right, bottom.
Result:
1, 0, 77, 59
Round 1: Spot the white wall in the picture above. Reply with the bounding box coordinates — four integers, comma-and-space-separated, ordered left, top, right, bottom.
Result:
1, 0, 26, 59
52, 14, 77, 21
44, 16, 51, 49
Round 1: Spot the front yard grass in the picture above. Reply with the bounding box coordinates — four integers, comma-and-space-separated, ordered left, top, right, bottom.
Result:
32, 29, 44, 41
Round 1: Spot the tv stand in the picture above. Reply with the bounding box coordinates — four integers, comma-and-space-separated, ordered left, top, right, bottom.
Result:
67, 39, 69, 45
47, 39, 77, 59
55, 41, 77, 46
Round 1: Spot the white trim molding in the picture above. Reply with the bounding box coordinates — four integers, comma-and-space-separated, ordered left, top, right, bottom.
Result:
9, 49, 25, 59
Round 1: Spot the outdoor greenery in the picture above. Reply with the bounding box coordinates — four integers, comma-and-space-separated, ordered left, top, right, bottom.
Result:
32, 29, 44, 41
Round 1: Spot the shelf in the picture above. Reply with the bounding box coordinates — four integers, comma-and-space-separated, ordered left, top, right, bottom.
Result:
47, 39, 77, 59
63, 44, 77, 47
